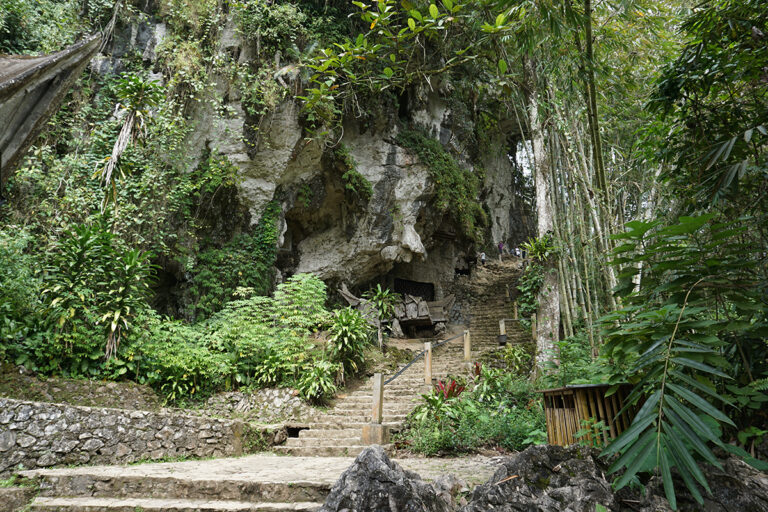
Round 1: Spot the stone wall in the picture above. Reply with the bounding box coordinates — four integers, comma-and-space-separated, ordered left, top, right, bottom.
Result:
0, 398, 259, 477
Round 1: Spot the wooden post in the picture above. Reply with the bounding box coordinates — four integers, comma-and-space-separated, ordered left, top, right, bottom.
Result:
499, 319, 506, 336
531, 314, 537, 341
463, 329, 471, 361
513, 301, 518, 320
371, 373, 383, 424
424, 342, 432, 385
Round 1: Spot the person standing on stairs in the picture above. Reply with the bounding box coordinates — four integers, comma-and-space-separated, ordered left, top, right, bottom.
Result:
480, 251, 486, 266
498, 241, 504, 261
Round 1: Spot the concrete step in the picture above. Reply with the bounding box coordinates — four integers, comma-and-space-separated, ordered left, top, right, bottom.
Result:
29, 497, 321, 512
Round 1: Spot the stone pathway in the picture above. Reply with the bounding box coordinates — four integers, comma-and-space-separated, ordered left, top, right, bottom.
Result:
21, 453, 502, 511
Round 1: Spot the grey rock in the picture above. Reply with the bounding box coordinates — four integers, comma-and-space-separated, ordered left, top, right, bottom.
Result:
36, 453, 56, 467
461, 445, 614, 512
0, 431, 17, 451
82, 439, 104, 451
319, 445, 452, 512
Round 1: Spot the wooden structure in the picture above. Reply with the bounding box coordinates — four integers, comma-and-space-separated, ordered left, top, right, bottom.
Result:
539, 384, 636, 447
338, 283, 455, 335
1, 35, 101, 192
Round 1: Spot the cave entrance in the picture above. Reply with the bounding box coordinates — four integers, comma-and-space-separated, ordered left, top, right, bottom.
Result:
394, 278, 435, 301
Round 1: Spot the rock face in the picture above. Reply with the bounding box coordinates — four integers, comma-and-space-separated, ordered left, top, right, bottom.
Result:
319, 445, 453, 512
461, 444, 768, 512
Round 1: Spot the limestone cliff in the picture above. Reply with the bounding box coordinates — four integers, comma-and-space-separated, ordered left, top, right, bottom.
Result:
102, 12, 533, 301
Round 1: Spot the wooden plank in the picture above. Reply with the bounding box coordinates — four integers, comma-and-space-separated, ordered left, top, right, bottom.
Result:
592, 388, 609, 447
604, 390, 618, 440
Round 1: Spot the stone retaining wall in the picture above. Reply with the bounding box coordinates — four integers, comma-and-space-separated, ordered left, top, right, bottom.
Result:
0, 398, 271, 476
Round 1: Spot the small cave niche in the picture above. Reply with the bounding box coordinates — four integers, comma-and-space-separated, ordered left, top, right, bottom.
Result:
149, 258, 186, 319
393, 278, 435, 301
398, 90, 410, 121
286, 426, 308, 438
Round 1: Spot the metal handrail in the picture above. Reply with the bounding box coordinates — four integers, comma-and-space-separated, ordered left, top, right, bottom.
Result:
383, 332, 464, 386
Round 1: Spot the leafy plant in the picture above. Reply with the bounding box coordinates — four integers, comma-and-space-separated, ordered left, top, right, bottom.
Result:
575, 418, 610, 449
95, 73, 165, 210
501, 343, 533, 375
601, 214, 768, 508
297, 360, 340, 403
436, 379, 466, 400
43, 218, 153, 364
516, 262, 544, 324
362, 284, 399, 321
327, 307, 372, 376
330, 144, 373, 203
403, 365, 545, 455
521, 233, 558, 262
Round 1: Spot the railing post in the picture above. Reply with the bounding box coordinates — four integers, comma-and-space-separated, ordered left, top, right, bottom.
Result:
463, 329, 471, 362
531, 313, 537, 342
513, 301, 518, 320
424, 342, 432, 385
499, 319, 506, 336
362, 372, 390, 445
371, 373, 383, 424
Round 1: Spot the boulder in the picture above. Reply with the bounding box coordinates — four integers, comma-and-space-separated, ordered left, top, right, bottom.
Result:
462, 444, 768, 512
319, 445, 452, 512
461, 444, 614, 512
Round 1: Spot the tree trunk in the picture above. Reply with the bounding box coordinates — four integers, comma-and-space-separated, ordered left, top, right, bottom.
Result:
525, 58, 561, 369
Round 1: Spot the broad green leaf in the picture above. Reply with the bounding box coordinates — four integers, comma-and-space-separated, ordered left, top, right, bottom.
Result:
498, 59, 507, 74
429, 3, 439, 18
659, 439, 677, 510
408, 17, 416, 30
671, 357, 729, 378
666, 382, 735, 426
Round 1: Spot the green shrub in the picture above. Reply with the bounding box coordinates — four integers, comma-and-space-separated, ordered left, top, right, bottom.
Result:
401, 365, 545, 455
126, 313, 231, 403
272, 273, 330, 332
327, 307, 372, 376
43, 218, 153, 362
0, 228, 43, 361
297, 360, 340, 403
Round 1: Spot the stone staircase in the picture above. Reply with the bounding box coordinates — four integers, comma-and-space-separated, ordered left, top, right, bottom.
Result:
24, 462, 329, 511
274, 333, 499, 458
20, 452, 501, 512
468, 258, 526, 346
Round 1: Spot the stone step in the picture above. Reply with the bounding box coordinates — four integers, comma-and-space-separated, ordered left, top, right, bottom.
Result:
304, 421, 404, 430
32, 473, 329, 504
331, 406, 413, 415
273, 445, 382, 457
297, 428, 361, 439
317, 413, 408, 423
284, 438, 361, 448
29, 497, 321, 512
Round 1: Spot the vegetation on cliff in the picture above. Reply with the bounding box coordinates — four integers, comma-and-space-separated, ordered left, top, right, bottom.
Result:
0, 0, 767, 507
